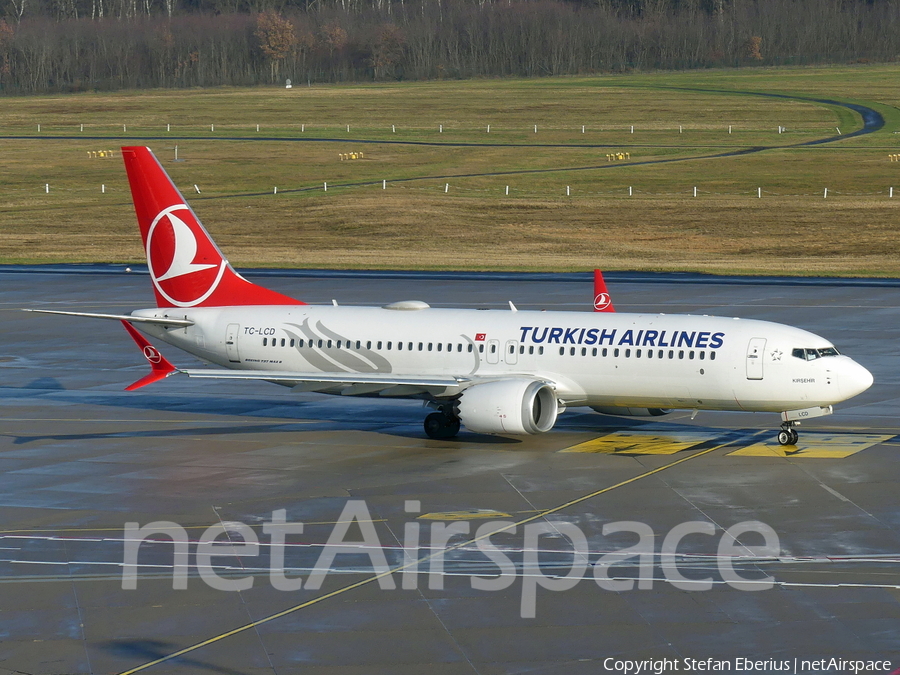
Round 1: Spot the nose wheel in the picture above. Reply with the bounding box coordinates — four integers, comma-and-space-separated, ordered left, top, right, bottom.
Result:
777, 423, 799, 446
424, 411, 461, 439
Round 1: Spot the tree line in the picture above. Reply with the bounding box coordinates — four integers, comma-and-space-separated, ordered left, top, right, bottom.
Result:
2, 0, 900, 93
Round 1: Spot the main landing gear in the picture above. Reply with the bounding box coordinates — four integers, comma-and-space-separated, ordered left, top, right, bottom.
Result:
424, 411, 461, 439
777, 422, 799, 446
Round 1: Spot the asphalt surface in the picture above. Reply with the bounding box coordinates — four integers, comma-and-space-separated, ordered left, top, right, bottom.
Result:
1, 269, 899, 675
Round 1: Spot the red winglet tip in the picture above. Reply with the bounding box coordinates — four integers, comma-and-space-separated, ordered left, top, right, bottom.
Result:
125, 370, 174, 391
120, 320, 177, 390
593, 269, 616, 313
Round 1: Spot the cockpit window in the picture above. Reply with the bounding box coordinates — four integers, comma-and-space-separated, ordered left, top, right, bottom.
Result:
792, 347, 840, 361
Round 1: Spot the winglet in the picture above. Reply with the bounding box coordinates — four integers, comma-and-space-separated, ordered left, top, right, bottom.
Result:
120, 320, 177, 390
593, 270, 615, 312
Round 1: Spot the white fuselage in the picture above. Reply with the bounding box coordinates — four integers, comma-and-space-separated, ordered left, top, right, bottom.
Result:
133, 304, 873, 414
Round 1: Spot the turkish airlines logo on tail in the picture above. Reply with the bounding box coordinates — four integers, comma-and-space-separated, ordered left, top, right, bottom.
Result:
593, 293, 612, 311
147, 205, 226, 307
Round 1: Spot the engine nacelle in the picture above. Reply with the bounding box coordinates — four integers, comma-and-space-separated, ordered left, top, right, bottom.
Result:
457, 379, 559, 435
591, 406, 671, 417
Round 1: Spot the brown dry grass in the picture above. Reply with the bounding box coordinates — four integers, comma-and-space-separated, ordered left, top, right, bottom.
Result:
3, 191, 897, 275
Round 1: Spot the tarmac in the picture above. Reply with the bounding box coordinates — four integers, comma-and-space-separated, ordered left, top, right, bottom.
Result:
1, 269, 899, 675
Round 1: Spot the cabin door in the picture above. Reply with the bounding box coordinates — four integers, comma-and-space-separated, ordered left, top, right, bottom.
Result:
746, 337, 766, 380
225, 323, 241, 363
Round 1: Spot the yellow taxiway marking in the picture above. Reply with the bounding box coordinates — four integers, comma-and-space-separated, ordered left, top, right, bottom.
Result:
728, 433, 893, 459
116, 442, 728, 675
419, 509, 511, 521
561, 430, 711, 455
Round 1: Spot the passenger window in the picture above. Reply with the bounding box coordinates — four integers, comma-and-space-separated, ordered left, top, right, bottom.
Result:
409, 342, 414, 351
648, 349, 653, 359
318, 339, 324, 348
529, 346, 535, 355
519, 345, 524, 354
570, 347, 575, 356
592, 347, 597, 356
668, 350, 674, 359
625, 349, 630, 358
299, 339, 304, 347
614, 348, 619, 357
678, 350, 684, 359
397, 342, 402, 351
419, 342, 424, 351
458, 344, 463, 352
559, 347, 565, 356
710, 352, 716, 361
689, 351, 694, 360
356, 340, 361, 349
377, 341, 382, 350
437, 343, 442, 352
366, 341, 372, 349
327, 340, 332, 349
658, 350, 663, 359
447, 343, 452, 352
490, 344, 497, 353
538, 346, 544, 355
602, 348, 608, 357
636, 349, 641, 358
699, 352, 705, 360
263, 338, 267, 346
581, 348, 586, 356
290, 339, 295, 347
479, 344, 484, 353
387, 341, 392, 350
428, 343, 433, 351
468, 344, 473, 353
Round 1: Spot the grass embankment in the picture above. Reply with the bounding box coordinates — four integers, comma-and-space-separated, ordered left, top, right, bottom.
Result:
2, 65, 900, 274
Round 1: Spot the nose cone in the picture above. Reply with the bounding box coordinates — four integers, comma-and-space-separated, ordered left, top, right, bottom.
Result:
840, 359, 874, 400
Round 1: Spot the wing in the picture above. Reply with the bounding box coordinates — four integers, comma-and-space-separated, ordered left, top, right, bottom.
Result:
179, 368, 468, 396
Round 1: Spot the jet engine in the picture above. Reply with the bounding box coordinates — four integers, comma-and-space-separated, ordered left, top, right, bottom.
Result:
591, 406, 671, 417
456, 379, 559, 435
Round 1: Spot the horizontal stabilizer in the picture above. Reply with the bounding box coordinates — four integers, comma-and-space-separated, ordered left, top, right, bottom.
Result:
23, 309, 194, 327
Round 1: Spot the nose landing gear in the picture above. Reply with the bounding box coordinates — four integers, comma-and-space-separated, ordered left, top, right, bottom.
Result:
777, 422, 799, 446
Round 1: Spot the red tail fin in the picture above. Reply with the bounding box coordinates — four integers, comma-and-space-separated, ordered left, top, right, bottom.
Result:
593, 270, 615, 312
121, 146, 304, 308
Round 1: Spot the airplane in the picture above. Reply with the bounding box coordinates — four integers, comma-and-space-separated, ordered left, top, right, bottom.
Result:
26, 146, 874, 446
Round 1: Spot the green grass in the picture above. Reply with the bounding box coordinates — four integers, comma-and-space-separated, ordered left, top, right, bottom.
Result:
3, 64, 900, 275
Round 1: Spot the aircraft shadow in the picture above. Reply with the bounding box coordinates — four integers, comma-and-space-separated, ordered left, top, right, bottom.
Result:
102, 639, 248, 675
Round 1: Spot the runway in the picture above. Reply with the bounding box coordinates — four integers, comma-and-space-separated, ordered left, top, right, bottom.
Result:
1, 269, 899, 674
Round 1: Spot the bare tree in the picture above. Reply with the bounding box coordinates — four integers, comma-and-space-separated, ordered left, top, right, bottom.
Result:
255, 10, 297, 80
